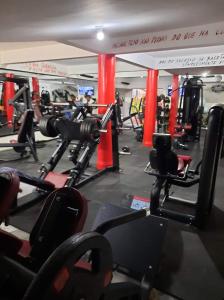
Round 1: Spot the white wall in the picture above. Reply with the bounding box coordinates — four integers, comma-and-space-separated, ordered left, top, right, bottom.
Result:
158, 76, 172, 95
39, 79, 98, 100
203, 82, 224, 111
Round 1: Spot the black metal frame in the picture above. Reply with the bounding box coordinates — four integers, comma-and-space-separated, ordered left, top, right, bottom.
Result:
92, 203, 168, 300
178, 77, 204, 142
39, 104, 119, 185
146, 105, 224, 228
0, 76, 38, 161
12, 104, 120, 213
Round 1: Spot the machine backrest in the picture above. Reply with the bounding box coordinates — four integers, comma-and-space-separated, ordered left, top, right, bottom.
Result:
29, 187, 88, 264
92, 203, 167, 282
17, 110, 34, 143
150, 133, 178, 175
195, 105, 224, 227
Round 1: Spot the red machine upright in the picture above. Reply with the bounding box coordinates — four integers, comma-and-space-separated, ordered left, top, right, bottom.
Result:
3, 73, 15, 128
97, 54, 115, 170
143, 69, 159, 147
32, 77, 40, 98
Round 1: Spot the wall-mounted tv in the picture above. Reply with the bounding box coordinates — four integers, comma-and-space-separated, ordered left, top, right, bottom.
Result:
168, 85, 184, 97
78, 86, 94, 96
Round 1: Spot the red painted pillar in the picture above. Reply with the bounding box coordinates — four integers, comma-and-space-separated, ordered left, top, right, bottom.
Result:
3, 74, 15, 128
32, 77, 40, 99
169, 75, 179, 137
97, 54, 115, 170
143, 69, 159, 147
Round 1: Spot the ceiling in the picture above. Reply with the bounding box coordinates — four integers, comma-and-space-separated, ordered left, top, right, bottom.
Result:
0, 0, 224, 42
51, 57, 171, 77
0, 41, 56, 50
57, 57, 97, 66
0, 1, 223, 78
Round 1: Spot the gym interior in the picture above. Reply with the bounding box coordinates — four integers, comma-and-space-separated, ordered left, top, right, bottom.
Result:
0, 1, 223, 299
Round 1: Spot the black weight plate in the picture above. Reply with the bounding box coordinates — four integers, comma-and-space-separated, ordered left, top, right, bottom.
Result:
39, 115, 58, 137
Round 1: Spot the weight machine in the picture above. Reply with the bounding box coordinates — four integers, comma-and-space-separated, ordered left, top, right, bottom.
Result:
145, 105, 224, 228
0, 76, 38, 161
5, 103, 120, 213
0, 175, 167, 300
177, 77, 204, 141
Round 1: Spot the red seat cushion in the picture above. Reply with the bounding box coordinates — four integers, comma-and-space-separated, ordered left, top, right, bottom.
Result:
18, 240, 32, 258
178, 155, 192, 167
177, 157, 185, 172
44, 172, 68, 189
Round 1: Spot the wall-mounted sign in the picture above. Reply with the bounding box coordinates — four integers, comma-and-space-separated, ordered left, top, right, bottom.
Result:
4, 62, 68, 77
157, 53, 224, 69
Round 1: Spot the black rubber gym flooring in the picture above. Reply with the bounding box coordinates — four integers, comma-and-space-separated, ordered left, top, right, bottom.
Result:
1, 130, 224, 300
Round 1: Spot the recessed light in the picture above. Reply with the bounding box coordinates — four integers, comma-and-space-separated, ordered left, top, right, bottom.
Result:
96, 29, 105, 41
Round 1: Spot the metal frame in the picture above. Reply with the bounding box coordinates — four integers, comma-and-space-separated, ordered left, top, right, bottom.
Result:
0, 76, 38, 161
12, 104, 120, 213
178, 77, 204, 142
146, 105, 224, 228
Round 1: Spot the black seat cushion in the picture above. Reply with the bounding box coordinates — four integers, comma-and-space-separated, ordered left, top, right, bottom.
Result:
150, 149, 178, 175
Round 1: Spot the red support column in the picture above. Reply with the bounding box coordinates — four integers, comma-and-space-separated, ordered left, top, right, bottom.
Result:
97, 54, 115, 170
143, 69, 159, 147
169, 75, 179, 137
32, 77, 40, 98
3, 73, 15, 128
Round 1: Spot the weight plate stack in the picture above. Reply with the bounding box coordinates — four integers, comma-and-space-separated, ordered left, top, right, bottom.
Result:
39, 115, 58, 137
80, 118, 101, 141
